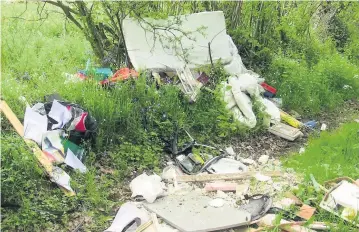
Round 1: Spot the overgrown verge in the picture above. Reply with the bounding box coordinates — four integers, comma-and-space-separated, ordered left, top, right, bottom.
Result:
1, 2, 359, 231
1, 4, 262, 231
282, 122, 359, 231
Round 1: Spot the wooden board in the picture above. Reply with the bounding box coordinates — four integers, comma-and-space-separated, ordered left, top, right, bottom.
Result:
0, 100, 75, 196
177, 171, 282, 182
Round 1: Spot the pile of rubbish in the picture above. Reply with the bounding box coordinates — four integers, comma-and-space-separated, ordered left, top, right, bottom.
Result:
122, 10, 315, 141
106, 147, 359, 232
64, 59, 139, 85
21, 94, 97, 194
102, 11, 359, 232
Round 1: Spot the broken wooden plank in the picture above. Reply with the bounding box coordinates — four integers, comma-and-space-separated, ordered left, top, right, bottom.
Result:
150, 213, 159, 232
0, 100, 75, 196
177, 171, 282, 182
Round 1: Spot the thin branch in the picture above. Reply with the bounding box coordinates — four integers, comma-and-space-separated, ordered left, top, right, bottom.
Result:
44, 0, 83, 30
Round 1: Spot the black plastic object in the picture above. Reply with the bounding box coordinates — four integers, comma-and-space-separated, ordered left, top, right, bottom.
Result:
238, 194, 273, 221
43, 101, 97, 145
268, 207, 305, 221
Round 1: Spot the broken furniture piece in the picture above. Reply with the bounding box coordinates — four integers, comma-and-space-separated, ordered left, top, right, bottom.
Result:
176, 66, 203, 102
268, 122, 303, 141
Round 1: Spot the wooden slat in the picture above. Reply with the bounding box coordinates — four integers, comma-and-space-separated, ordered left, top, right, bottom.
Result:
0, 100, 75, 196
177, 171, 282, 182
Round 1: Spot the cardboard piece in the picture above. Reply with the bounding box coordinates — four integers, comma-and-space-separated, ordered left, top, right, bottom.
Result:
144, 192, 251, 232
297, 204, 316, 220
320, 180, 359, 225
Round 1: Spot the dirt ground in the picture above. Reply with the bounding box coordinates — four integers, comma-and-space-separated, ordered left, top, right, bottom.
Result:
228, 100, 359, 161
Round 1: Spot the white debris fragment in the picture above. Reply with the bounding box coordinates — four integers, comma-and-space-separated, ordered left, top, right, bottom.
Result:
130, 173, 164, 203
209, 198, 225, 208
162, 165, 177, 181
236, 183, 249, 197
354, 119, 359, 123
299, 147, 305, 154
279, 198, 296, 208
255, 173, 272, 182
272, 182, 282, 191
216, 190, 229, 199
258, 155, 269, 165
321, 123, 327, 131
240, 158, 255, 165
225, 147, 236, 156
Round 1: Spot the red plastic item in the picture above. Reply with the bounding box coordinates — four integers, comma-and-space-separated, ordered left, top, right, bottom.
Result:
100, 68, 139, 85
111, 68, 139, 81
261, 82, 277, 94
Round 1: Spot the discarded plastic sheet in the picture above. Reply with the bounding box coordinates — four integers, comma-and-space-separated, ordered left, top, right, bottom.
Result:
144, 192, 251, 232
207, 158, 247, 174
304, 120, 317, 129
23, 107, 48, 145
320, 180, 359, 225
268, 122, 303, 141
261, 98, 280, 125
123, 11, 232, 72
65, 149, 87, 173
223, 82, 257, 128
105, 202, 150, 232
229, 74, 260, 96
49, 100, 72, 129
130, 173, 164, 203
50, 166, 74, 192
239, 194, 272, 221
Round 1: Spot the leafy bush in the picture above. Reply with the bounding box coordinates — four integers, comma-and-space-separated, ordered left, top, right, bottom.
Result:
267, 54, 359, 116
283, 122, 359, 182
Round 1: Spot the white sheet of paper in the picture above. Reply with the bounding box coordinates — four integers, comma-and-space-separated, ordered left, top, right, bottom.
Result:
65, 149, 87, 173
50, 166, 74, 192
23, 107, 48, 145
48, 100, 72, 129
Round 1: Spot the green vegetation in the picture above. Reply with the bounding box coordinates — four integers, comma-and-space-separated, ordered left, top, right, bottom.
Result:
282, 123, 359, 231
284, 122, 359, 183
1, 1, 359, 231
